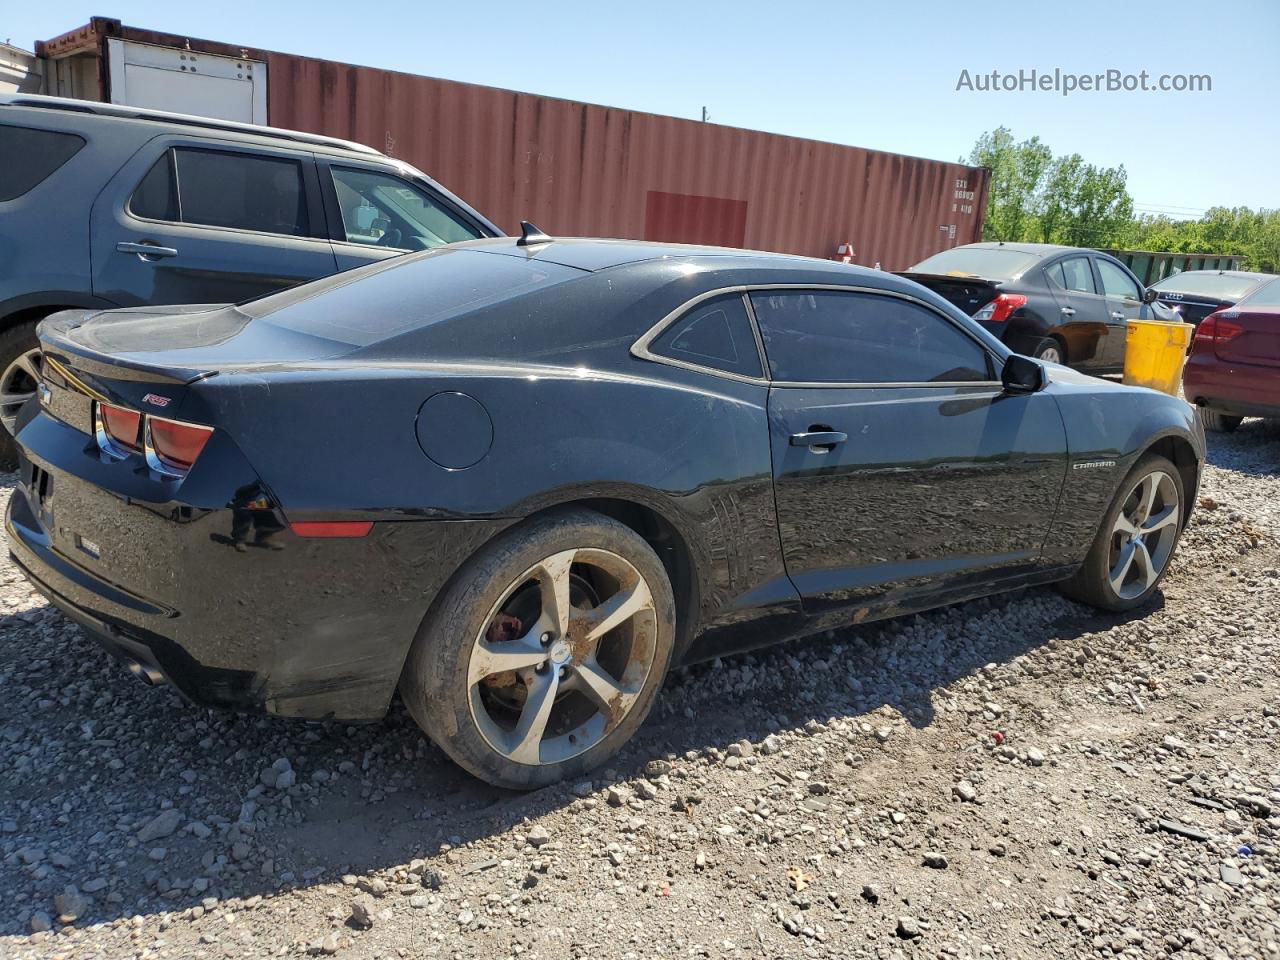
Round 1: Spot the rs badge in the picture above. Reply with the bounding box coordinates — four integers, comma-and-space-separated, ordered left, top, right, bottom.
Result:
142, 393, 172, 408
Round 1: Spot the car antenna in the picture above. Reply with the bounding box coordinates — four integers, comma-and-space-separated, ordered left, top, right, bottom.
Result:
516, 221, 553, 246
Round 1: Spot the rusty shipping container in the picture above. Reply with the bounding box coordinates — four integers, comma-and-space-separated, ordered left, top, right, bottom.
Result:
35, 18, 989, 269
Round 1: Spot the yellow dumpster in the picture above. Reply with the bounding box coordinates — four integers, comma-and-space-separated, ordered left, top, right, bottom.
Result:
1123, 320, 1194, 395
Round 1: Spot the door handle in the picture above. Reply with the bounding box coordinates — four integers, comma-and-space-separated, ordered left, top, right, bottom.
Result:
790, 430, 847, 451
116, 241, 178, 260
1110, 311, 1125, 320
1060, 306, 1076, 316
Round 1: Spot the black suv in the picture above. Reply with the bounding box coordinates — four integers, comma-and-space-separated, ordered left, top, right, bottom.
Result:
901, 242, 1176, 372
0, 93, 502, 462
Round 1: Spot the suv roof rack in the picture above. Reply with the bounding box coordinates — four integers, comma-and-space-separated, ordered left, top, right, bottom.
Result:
0, 93, 382, 157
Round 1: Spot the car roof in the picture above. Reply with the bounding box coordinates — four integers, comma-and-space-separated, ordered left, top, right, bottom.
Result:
951, 241, 1091, 258
457, 236, 864, 274
0, 92, 382, 158
1155, 269, 1273, 281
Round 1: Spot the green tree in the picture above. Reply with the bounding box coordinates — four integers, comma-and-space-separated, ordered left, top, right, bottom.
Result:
964, 129, 1133, 248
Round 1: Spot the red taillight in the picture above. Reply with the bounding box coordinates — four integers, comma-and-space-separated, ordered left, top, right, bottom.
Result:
99, 403, 142, 453
289, 521, 374, 538
972, 293, 1028, 324
147, 415, 213, 472
1196, 312, 1243, 343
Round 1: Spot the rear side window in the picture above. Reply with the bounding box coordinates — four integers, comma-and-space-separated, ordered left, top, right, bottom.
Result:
130, 147, 310, 236
750, 290, 992, 384
1047, 257, 1097, 294
649, 294, 763, 379
0, 125, 86, 201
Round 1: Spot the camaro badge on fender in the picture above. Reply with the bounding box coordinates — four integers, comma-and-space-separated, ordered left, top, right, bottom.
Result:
1073, 460, 1117, 470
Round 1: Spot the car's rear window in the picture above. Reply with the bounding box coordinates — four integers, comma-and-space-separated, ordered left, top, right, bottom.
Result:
1151, 272, 1268, 301
243, 247, 581, 346
1237, 279, 1280, 308
0, 125, 86, 201
909, 247, 1040, 280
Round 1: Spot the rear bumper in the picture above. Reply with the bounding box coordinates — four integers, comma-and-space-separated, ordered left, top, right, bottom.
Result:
1183, 353, 1280, 418
6, 471, 514, 722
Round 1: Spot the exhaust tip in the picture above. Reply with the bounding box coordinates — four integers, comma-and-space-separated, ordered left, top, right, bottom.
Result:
126, 659, 166, 686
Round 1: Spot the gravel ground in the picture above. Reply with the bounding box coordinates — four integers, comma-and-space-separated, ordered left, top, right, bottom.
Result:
2, 420, 1278, 960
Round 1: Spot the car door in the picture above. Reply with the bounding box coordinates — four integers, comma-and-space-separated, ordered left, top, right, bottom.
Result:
753, 288, 1068, 619
90, 137, 337, 306
1095, 257, 1148, 366
316, 160, 488, 271
1044, 255, 1112, 369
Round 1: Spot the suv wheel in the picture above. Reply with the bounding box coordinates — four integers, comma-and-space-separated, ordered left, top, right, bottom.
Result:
400, 509, 676, 789
0, 321, 42, 467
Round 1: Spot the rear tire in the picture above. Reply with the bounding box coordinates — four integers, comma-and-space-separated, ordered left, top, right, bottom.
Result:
1031, 338, 1065, 365
0, 321, 42, 469
1198, 408, 1242, 433
1058, 453, 1185, 612
400, 508, 676, 790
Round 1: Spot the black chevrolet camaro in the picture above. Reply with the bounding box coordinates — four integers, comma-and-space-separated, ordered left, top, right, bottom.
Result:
8, 235, 1203, 788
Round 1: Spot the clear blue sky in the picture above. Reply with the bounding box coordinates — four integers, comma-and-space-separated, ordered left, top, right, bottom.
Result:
7, 0, 1277, 216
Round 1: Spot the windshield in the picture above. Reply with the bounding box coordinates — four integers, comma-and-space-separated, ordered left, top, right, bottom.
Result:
1151, 272, 1269, 301
908, 247, 1040, 280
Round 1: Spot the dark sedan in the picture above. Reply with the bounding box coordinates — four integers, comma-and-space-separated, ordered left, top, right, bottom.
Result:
8, 236, 1202, 788
1149, 269, 1277, 330
902, 242, 1177, 371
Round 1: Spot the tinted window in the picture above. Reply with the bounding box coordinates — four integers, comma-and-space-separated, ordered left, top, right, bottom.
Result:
1047, 256, 1097, 294
1097, 260, 1141, 300
244, 247, 579, 347
131, 153, 178, 221
0, 125, 86, 201
1151, 272, 1265, 301
909, 247, 1039, 280
750, 291, 991, 384
1238, 279, 1280, 308
650, 295, 762, 378
331, 167, 482, 250
136, 148, 309, 236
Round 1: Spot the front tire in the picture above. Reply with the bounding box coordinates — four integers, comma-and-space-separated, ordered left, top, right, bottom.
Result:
1058, 454, 1185, 612
400, 508, 676, 790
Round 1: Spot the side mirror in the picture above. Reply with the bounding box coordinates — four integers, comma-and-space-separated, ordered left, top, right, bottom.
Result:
1142, 287, 1159, 305
1002, 354, 1046, 394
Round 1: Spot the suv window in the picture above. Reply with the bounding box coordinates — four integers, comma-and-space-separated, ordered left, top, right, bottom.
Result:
1048, 257, 1097, 294
749, 291, 992, 384
0, 126, 86, 201
130, 148, 310, 236
649, 294, 763, 379
330, 167, 482, 250
1097, 259, 1141, 301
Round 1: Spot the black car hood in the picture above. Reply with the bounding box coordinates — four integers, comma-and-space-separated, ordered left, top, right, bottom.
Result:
40, 304, 357, 384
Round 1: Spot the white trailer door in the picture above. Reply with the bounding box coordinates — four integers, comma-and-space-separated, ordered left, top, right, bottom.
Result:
106, 39, 267, 124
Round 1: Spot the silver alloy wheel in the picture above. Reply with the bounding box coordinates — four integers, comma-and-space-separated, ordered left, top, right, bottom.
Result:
1038, 344, 1063, 365
467, 547, 659, 766
0, 348, 42, 436
1108, 470, 1180, 600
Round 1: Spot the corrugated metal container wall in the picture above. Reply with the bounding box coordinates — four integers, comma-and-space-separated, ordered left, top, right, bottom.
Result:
36, 20, 989, 269
267, 54, 987, 268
